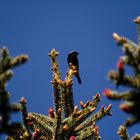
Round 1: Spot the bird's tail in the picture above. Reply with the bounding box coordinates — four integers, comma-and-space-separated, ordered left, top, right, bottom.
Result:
75, 72, 82, 84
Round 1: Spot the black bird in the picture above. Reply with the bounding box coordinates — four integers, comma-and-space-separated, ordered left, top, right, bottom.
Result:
67, 51, 82, 84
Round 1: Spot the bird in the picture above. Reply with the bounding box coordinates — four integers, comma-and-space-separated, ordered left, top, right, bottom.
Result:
67, 51, 82, 84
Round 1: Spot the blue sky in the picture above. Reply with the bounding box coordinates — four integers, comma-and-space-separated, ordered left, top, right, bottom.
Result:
0, 1, 140, 139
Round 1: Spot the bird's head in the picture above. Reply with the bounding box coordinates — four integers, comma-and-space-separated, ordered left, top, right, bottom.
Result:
69, 51, 79, 56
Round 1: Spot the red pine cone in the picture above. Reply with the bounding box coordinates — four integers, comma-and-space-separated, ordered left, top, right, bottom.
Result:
48, 107, 55, 118
32, 129, 40, 138
69, 136, 76, 140
103, 89, 113, 99
117, 59, 124, 71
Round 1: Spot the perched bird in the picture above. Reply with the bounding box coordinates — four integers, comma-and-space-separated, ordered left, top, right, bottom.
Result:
67, 51, 82, 84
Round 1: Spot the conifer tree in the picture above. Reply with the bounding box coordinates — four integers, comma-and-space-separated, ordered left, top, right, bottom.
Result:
104, 16, 140, 139
0, 47, 111, 140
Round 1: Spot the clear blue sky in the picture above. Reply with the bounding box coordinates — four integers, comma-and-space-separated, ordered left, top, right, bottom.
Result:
0, 1, 140, 139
